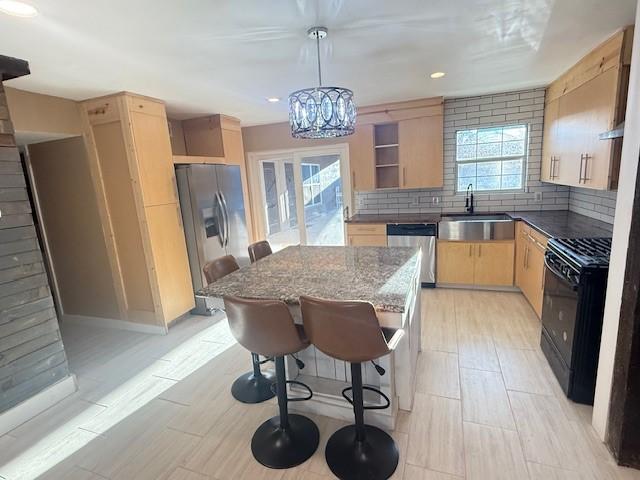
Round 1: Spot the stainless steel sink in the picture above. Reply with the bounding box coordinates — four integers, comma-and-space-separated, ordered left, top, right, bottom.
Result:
439, 213, 514, 241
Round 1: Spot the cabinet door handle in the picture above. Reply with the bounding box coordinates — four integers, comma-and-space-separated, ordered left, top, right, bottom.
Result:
469, 244, 473, 257
352, 171, 356, 189
478, 244, 482, 257
583, 154, 591, 183
548, 156, 554, 179
542, 264, 546, 290
524, 244, 529, 269
402, 167, 406, 187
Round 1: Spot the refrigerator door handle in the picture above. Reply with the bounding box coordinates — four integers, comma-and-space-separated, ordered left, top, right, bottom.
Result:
214, 192, 225, 248
219, 192, 230, 247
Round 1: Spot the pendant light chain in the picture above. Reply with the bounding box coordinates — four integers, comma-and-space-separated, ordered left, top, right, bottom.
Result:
316, 32, 322, 87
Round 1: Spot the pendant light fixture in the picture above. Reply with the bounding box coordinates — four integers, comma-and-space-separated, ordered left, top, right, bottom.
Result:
289, 26, 356, 139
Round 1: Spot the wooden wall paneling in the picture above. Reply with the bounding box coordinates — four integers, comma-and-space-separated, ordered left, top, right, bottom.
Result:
145, 203, 195, 322
90, 115, 156, 323
79, 105, 129, 321
129, 107, 178, 206
117, 95, 166, 326
0, 74, 70, 414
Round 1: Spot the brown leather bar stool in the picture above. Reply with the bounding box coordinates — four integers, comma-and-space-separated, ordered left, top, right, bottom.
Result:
204, 255, 275, 404
248, 240, 273, 263
224, 295, 319, 469
300, 295, 404, 480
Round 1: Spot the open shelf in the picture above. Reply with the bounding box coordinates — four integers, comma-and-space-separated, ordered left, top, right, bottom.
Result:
374, 123, 400, 188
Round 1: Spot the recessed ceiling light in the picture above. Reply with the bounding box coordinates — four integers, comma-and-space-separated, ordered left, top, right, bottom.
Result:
266, 97, 280, 103
0, 0, 38, 17
430, 72, 446, 79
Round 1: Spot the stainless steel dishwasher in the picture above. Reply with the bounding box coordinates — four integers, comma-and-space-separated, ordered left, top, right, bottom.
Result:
386, 223, 437, 287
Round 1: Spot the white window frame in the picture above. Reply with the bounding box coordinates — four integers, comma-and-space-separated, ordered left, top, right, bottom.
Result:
455, 124, 529, 193
302, 162, 322, 206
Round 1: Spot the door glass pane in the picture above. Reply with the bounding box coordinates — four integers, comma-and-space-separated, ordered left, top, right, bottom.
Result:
260, 160, 300, 251
299, 154, 345, 246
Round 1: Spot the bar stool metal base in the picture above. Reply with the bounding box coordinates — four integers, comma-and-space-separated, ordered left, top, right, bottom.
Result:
325, 424, 399, 480
251, 414, 320, 469
231, 371, 275, 404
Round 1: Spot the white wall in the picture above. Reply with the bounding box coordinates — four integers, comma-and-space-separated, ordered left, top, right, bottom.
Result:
592, 1, 640, 440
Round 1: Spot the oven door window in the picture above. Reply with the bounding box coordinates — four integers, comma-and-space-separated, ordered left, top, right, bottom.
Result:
542, 263, 578, 367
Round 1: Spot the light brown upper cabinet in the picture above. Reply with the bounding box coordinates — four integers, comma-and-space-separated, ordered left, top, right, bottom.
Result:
399, 115, 444, 189
349, 124, 376, 191
81, 92, 194, 328
542, 27, 633, 190
348, 97, 444, 191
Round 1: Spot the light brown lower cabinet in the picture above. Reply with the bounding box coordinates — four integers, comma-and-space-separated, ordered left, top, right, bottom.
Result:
437, 240, 514, 287
515, 222, 549, 318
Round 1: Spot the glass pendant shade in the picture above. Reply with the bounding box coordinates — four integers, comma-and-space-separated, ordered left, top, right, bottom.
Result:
288, 26, 356, 139
289, 86, 356, 138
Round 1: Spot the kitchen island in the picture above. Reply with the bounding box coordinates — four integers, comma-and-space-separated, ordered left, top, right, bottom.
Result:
197, 245, 422, 429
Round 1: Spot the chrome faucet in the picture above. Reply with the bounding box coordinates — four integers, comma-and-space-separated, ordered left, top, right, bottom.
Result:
465, 183, 475, 214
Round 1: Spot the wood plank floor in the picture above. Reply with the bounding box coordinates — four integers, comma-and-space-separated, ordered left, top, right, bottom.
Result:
0, 289, 639, 480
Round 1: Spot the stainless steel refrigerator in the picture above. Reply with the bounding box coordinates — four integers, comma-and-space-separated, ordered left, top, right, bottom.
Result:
176, 164, 249, 314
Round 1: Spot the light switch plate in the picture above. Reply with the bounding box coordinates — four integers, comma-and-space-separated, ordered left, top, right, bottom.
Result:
534, 191, 543, 203
432, 196, 440, 206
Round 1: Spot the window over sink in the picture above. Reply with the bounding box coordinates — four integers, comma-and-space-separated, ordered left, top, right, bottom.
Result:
455, 124, 527, 192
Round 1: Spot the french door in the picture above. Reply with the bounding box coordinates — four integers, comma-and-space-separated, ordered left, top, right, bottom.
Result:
251, 145, 351, 251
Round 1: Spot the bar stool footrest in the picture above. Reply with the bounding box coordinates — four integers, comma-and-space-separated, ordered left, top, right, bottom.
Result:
251, 414, 320, 469
271, 380, 313, 402
341, 385, 391, 410
325, 424, 399, 480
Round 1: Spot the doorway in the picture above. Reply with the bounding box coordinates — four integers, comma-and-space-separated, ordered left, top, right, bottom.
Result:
250, 145, 351, 250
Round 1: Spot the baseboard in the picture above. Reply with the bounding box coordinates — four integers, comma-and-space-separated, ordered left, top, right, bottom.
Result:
436, 283, 521, 292
0, 375, 77, 436
62, 314, 168, 335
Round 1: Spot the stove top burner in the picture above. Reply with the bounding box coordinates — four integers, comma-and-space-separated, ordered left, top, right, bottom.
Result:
548, 237, 612, 269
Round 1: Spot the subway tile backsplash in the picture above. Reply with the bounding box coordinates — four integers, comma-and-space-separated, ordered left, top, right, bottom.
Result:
569, 187, 617, 224
354, 87, 617, 225
354, 88, 571, 216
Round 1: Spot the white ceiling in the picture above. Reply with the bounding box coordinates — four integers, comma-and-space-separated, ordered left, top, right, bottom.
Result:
0, 0, 636, 126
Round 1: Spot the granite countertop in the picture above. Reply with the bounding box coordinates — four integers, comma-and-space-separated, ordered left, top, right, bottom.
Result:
197, 245, 421, 313
346, 210, 613, 239
346, 213, 441, 224
508, 210, 613, 238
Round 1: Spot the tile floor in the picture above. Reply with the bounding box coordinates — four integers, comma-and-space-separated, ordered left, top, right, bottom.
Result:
0, 289, 639, 480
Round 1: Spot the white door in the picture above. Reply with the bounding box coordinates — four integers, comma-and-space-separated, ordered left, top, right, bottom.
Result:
253, 145, 351, 249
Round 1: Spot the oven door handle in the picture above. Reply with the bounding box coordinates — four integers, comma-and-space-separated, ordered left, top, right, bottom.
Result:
544, 256, 579, 291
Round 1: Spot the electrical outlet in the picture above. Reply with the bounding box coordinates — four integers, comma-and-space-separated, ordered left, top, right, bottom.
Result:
534, 191, 543, 203
432, 196, 440, 206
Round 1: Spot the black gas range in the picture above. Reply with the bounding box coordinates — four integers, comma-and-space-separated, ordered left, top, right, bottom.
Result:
540, 237, 611, 404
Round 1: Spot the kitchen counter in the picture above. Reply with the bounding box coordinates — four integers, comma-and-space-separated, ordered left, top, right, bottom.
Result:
197, 245, 421, 314
198, 244, 423, 426
345, 213, 441, 224
508, 210, 613, 238
346, 210, 613, 239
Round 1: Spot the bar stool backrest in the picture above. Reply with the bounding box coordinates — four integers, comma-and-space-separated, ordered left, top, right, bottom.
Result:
203, 255, 239, 285
224, 295, 308, 357
299, 295, 391, 363
248, 240, 273, 263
